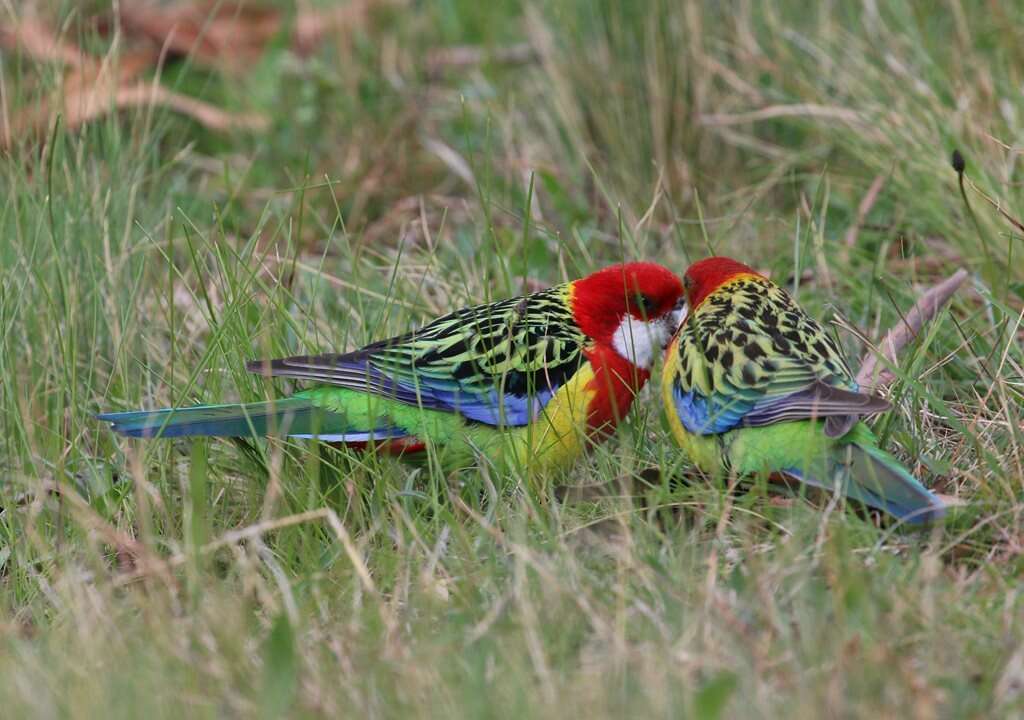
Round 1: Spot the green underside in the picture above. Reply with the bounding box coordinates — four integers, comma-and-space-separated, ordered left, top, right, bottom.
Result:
302, 387, 592, 476
723, 420, 874, 475
303, 386, 507, 460
685, 420, 941, 522
105, 385, 592, 477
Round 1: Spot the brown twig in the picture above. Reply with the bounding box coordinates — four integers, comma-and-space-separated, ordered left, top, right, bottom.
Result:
112, 82, 269, 131
3, 73, 268, 149
856, 268, 970, 390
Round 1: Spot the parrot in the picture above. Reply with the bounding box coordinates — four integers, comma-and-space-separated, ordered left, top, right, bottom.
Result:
661, 256, 946, 524
99, 262, 686, 474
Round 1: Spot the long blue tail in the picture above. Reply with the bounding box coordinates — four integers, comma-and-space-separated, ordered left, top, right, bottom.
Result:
787, 442, 946, 524
97, 398, 402, 441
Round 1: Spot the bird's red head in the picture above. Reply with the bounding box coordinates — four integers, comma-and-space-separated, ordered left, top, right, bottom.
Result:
571, 262, 685, 368
682, 256, 761, 310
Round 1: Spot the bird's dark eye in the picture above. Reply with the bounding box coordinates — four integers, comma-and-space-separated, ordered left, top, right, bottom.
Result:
634, 293, 657, 316
683, 275, 694, 290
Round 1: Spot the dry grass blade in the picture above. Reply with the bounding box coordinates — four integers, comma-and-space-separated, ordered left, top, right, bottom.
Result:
699, 103, 864, 127
963, 175, 1024, 235
856, 268, 970, 389
425, 43, 536, 76
420, 136, 475, 186
36, 481, 173, 584
110, 507, 377, 594
933, 492, 968, 508
844, 173, 887, 249
292, 0, 394, 55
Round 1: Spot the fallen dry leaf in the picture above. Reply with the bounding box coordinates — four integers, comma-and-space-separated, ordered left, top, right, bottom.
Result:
0, 13, 269, 149
117, 0, 392, 71
6, 80, 268, 147
118, 0, 281, 74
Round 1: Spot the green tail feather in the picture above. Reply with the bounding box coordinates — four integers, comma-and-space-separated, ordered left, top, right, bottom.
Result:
736, 421, 947, 523
839, 442, 946, 523
785, 429, 946, 524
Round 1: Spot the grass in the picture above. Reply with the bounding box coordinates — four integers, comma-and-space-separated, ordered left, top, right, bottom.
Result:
1, 0, 1023, 716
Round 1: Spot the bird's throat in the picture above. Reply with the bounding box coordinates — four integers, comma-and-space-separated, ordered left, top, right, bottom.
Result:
583, 345, 650, 434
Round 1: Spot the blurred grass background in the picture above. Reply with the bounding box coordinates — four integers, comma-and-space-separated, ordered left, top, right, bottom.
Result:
0, 0, 1022, 716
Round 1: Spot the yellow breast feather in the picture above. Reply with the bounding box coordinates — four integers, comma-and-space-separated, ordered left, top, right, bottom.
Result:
661, 335, 724, 473
510, 362, 598, 471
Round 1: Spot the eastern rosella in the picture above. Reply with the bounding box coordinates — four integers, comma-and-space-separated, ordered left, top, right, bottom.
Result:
100, 262, 685, 473
662, 256, 945, 523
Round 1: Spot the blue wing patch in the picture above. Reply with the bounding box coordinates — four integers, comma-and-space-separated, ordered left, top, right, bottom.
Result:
673, 387, 752, 435
306, 359, 559, 425
419, 385, 555, 425
389, 375, 554, 425
249, 355, 568, 428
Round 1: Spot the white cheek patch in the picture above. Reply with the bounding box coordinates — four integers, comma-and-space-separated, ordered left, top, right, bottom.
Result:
611, 315, 672, 369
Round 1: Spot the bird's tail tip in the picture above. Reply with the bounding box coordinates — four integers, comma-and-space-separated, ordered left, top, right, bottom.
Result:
846, 443, 948, 525
95, 407, 214, 438
892, 495, 947, 525
94, 400, 315, 438
95, 400, 411, 444
783, 441, 948, 525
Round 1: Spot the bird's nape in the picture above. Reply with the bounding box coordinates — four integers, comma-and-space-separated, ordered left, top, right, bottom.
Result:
682, 256, 761, 310
569, 262, 685, 365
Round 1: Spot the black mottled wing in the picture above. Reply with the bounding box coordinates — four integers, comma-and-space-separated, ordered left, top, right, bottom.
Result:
247, 284, 588, 426
671, 275, 886, 437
